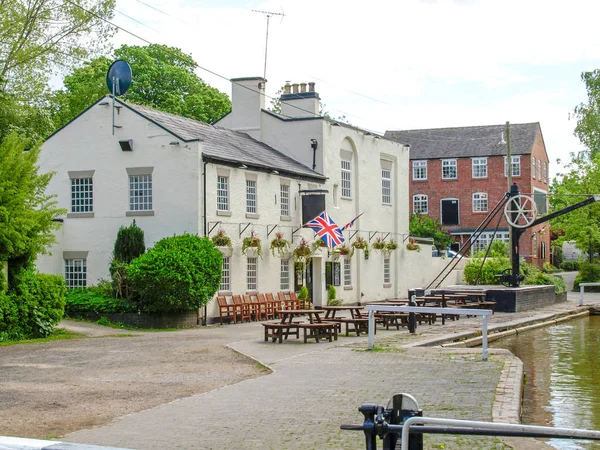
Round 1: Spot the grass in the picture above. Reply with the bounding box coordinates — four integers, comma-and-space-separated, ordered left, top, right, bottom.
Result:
66, 315, 190, 332
0, 328, 84, 346
353, 345, 406, 353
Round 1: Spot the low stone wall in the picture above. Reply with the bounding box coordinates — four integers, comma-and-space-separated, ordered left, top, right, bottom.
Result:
69, 311, 199, 328
486, 286, 557, 313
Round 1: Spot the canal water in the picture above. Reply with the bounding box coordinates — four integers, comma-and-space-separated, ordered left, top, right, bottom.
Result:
490, 315, 600, 449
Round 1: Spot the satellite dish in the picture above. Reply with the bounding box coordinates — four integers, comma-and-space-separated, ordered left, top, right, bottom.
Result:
106, 60, 132, 96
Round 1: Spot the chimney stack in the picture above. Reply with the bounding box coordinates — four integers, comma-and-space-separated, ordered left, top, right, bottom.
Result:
228, 77, 266, 134
280, 81, 320, 119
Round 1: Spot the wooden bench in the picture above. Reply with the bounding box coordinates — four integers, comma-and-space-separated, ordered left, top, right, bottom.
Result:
297, 322, 338, 343
377, 313, 409, 330
337, 318, 375, 336
262, 322, 300, 343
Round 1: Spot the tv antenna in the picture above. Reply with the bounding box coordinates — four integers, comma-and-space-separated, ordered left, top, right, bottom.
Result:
252, 8, 285, 80
106, 60, 132, 135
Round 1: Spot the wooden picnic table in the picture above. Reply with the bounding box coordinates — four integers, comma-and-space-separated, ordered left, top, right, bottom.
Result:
278, 309, 323, 324
321, 305, 365, 319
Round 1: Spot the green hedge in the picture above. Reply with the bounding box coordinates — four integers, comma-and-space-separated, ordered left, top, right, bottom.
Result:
463, 257, 511, 285
127, 234, 222, 313
0, 269, 66, 341
560, 261, 580, 271
65, 287, 138, 315
522, 269, 567, 294
574, 263, 600, 291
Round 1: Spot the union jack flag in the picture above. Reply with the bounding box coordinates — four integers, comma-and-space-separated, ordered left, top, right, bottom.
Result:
341, 212, 363, 232
304, 211, 344, 248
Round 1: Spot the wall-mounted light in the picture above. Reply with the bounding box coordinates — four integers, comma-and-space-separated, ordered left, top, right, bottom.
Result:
272, 170, 279, 175
239, 164, 248, 169
119, 139, 133, 151
169, 141, 180, 146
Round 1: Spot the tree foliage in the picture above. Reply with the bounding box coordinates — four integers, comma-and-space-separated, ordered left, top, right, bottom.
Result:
550, 151, 600, 257
409, 214, 454, 250
0, 0, 116, 100
574, 70, 600, 158
50, 44, 232, 128
0, 134, 65, 277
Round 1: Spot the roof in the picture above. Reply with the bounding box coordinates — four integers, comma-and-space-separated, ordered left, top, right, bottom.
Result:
384, 123, 541, 160
114, 97, 326, 182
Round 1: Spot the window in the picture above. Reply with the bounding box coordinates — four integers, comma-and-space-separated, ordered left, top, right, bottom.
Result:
412, 160, 427, 180
343, 259, 352, 287
64, 258, 86, 288
246, 180, 257, 214
247, 257, 258, 290
537, 159, 542, 181
383, 258, 390, 284
533, 189, 548, 214
217, 176, 229, 211
442, 159, 457, 179
129, 174, 152, 211
280, 259, 290, 290
471, 232, 510, 254
532, 157, 536, 179
413, 194, 428, 214
543, 162, 548, 183
532, 233, 538, 258
504, 156, 521, 177
220, 257, 230, 291
541, 242, 547, 260
472, 192, 488, 212
381, 169, 391, 204
70, 177, 93, 213
472, 158, 487, 178
341, 159, 352, 198
280, 184, 290, 216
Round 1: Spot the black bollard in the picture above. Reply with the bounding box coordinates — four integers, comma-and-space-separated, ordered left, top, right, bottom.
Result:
408, 289, 417, 334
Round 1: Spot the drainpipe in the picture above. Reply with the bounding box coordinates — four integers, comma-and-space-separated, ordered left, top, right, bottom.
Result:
201, 159, 208, 326
311, 139, 318, 171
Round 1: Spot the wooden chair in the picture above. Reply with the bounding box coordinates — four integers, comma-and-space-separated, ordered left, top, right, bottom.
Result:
243, 294, 260, 321
217, 295, 236, 324
288, 291, 302, 309
232, 294, 251, 323
267, 292, 283, 318
278, 291, 296, 310
257, 293, 273, 320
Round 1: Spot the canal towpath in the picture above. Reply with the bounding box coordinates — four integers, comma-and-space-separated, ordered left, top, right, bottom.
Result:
60, 282, 600, 450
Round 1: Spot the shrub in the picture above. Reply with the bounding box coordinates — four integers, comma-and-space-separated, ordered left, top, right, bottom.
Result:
0, 294, 21, 341
65, 287, 137, 315
463, 257, 511, 285
127, 234, 222, 313
560, 261, 580, 271
409, 214, 453, 250
522, 265, 567, 294
574, 263, 600, 291
113, 220, 145, 263
472, 240, 509, 258
9, 269, 66, 338
328, 284, 336, 301
297, 285, 309, 299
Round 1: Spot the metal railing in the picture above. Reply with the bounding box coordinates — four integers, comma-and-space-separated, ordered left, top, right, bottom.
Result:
365, 305, 493, 360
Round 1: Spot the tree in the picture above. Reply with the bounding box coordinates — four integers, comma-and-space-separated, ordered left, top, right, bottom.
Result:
0, 133, 65, 282
550, 151, 600, 261
574, 70, 600, 158
0, 90, 54, 142
0, 0, 116, 100
49, 44, 232, 128
409, 214, 454, 250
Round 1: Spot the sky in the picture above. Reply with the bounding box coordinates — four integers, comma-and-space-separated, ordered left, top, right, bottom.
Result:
110, 0, 600, 177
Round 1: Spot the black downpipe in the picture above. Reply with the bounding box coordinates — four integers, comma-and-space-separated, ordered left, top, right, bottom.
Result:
201, 160, 208, 326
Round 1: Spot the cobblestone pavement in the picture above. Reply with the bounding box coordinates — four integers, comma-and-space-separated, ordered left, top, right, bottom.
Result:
62, 286, 600, 450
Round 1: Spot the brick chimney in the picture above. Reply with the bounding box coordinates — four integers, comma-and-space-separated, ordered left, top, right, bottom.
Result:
229, 77, 266, 131
280, 81, 320, 119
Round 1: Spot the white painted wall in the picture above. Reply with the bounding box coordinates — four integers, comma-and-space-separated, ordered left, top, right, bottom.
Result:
36, 100, 202, 285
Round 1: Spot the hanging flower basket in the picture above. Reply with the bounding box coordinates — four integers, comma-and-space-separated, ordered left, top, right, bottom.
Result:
386, 240, 398, 251
406, 238, 421, 252
352, 236, 370, 260
372, 237, 387, 251
333, 244, 354, 260
270, 232, 291, 258
293, 238, 313, 262
211, 229, 233, 257
242, 231, 263, 258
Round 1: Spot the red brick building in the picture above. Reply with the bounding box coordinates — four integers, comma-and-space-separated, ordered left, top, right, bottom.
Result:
385, 123, 550, 268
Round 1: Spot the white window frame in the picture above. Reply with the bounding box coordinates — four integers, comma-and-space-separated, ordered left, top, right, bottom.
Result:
532, 233, 538, 258
543, 162, 548, 183
471, 231, 509, 254
412, 160, 427, 180
246, 179, 257, 214
532, 156, 536, 179
343, 259, 352, 287
217, 175, 229, 211
537, 159, 542, 181
220, 257, 230, 291
70, 177, 93, 213
280, 259, 290, 290
247, 257, 258, 291
471, 157, 487, 179
383, 258, 390, 284
280, 184, 290, 216
442, 159, 457, 180
472, 192, 488, 213
381, 168, 392, 205
504, 156, 521, 177
129, 174, 152, 211
341, 159, 352, 198
533, 187, 548, 215
413, 194, 428, 214
64, 258, 86, 288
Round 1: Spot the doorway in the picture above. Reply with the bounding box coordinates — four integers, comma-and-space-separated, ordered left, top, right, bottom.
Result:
294, 260, 313, 298
441, 198, 459, 225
